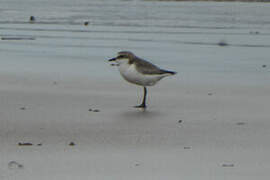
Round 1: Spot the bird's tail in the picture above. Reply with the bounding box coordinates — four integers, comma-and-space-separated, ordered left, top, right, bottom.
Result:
162, 70, 177, 75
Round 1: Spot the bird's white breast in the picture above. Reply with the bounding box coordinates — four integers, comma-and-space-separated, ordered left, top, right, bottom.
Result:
118, 63, 167, 86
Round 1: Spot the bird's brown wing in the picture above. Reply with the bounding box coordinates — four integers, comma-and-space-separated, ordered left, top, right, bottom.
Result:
133, 57, 166, 75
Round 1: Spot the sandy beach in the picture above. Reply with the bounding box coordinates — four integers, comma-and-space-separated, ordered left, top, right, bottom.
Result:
0, 73, 269, 179
1, 0, 270, 179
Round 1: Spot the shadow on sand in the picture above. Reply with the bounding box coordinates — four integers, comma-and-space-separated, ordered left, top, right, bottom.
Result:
119, 109, 165, 121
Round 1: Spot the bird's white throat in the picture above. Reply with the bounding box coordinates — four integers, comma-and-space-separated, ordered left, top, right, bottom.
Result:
115, 58, 129, 65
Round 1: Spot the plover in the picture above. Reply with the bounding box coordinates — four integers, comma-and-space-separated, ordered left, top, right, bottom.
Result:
108, 51, 176, 108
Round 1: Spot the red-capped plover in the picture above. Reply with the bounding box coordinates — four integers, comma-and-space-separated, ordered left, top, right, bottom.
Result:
109, 51, 176, 108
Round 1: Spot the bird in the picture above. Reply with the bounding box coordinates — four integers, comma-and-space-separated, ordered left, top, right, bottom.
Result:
108, 51, 176, 108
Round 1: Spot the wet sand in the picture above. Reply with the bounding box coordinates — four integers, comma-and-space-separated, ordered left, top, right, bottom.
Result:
0, 73, 269, 179
1, 0, 270, 179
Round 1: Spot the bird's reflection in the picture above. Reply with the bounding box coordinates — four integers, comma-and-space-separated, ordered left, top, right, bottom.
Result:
119, 109, 164, 120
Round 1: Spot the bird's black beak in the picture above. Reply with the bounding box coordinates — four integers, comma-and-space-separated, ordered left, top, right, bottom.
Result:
108, 57, 117, 62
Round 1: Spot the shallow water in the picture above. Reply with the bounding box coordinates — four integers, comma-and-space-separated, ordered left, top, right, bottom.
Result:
0, 0, 270, 84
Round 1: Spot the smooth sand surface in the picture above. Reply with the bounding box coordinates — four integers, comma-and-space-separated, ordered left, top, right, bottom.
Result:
0, 73, 269, 179
1, 0, 270, 179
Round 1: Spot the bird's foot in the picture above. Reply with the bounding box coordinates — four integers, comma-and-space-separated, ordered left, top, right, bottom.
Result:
134, 104, 147, 109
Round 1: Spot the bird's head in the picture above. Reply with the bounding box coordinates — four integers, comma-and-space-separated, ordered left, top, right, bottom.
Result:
108, 51, 135, 66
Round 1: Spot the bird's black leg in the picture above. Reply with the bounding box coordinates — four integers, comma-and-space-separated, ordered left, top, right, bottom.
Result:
134, 86, 147, 108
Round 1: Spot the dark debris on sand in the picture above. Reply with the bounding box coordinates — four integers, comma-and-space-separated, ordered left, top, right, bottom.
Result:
18, 142, 43, 146
18, 142, 33, 146
236, 122, 246, 126
222, 163, 235, 167
8, 161, 24, 169
19, 107, 27, 110
218, 40, 229, 47
29, 16, 35, 22
69, 142, 76, 146
89, 108, 100, 112
1, 37, 35, 40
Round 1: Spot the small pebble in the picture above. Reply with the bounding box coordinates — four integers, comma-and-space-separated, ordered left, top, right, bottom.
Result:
208, 92, 213, 96
178, 120, 183, 123
135, 163, 140, 166
18, 142, 33, 146
69, 142, 75, 146
184, 146, 191, 150
29, 16, 35, 22
37, 143, 42, 146
262, 65, 267, 68
218, 40, 228, 47
84, 21, 89, 26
